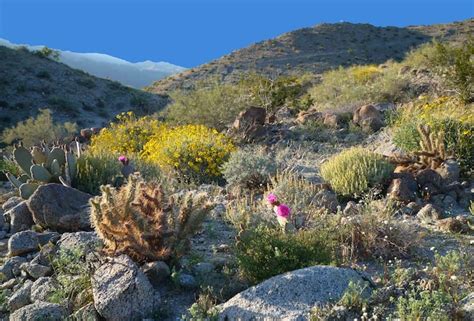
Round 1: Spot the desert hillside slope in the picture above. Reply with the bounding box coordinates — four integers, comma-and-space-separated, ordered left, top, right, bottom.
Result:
0, 45, 169, 131
148, 19, 473, 93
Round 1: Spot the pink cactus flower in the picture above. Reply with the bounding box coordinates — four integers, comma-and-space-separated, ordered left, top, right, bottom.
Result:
275, 204, 291, 218
267, 193, 278, 205
118, 155, 129, 165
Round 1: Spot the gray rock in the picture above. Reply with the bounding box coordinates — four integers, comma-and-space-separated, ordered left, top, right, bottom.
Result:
27, 183, 92, 232
92, 255, 160, 321
8, 231, 58, 257
417, 204, 443, 223
218, 266, 372, 321
436, 160, 460, 185
57, 231, 101, 254
142, 261, 171, 287
314, 189, 339, 213
6, 201, 34, 233
460, 292, 474, 321
9, 301, 67, 321
8, 280, 32, 312
388, 174, 418, 203
2, 196, 23, 212
0, 256, 27, 280
178, 273, 198, 289
30, 277, 57, 302
22, 262, 52, 279
0, 278, 17, 290
343, 201, 360, 216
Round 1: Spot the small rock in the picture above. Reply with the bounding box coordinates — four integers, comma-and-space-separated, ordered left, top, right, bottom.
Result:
9, 301, 67, 321
323, 113, 341, 128
435, 159, 460, 185
437, 217, 470, 234
8, 231, 58, 257
92, 255, 160, 321
142, 261, 171, 287
211, 203, 226, 218
417, 204, 443, 223
22, 262, 52, 279
353, 104, 384, 132
415, 169, 445, 197
314, 189, 339, 213
57, 231, 101, 254
296, 109, 323, 124
388, 173, 418, 203
8, 280, 32, 312
178, 273, 198, 289
6, 201, 34, 233
2, 196, 23, 212
0, 278, 17, 290
0, 256, 27, 280
30, 277, 57, 302
343, 201, 360, 216
460, 292, 474, 321
71, 302, 101, 321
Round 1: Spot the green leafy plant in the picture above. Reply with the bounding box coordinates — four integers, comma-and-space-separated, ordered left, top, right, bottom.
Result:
235, 225, 334, 284
320, 148, 394, 197
221, 146, 276, 190
186, 291, 219, 321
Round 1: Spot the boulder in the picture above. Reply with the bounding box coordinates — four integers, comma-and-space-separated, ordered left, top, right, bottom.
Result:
313, 189, 339, 213
323, 113, 342, 128
8, 231, 59, 257
92, 255, 160, 321
21, 262, 52, 279
233, 106, 266, 129
415, 169, 445, 197
353, 104, 384, 132
9, 301, 67, 321
8, 280, 32, 312
343, 201, 360, 216
460, 292, 474, 321
71, 303, 101, 321
218, 266, 372, 320
27, 184, 92, 232
6, 201, 34, 233
0, 256, 27, 280
177, 273, 198, 289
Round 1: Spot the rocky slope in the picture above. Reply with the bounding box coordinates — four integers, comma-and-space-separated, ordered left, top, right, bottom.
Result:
0, 45, 169, 131
148, 19, 473, 93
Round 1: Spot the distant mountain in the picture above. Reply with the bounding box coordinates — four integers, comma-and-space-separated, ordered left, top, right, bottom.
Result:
148, 18, 473, 93
0, 38, 186, 88
0, 44, 169, 130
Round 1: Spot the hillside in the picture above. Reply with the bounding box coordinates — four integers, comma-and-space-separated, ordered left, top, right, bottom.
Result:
0, 38, 186, 88
0, 45, 169, 131
148, 19, 474, 93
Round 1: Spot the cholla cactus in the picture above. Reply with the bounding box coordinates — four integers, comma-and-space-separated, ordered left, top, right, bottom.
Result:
90, 174, 212, 263
6, 141, 80, 199
415, 124, 450, 169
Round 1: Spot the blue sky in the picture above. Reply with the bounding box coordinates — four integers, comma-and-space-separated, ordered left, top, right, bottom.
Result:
0, 0, 472, 67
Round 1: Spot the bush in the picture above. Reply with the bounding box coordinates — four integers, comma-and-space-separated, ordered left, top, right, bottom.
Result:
391, 96, 473, 175
221, 146, 276, 189
429, 39, 474, 103
320, 148, 394, 197
1, 109, 77, 147
309, 63, 411, 111
89, 112, 162, 157
235, 225, 334, 284
165, 80, 246, 131
142, 124, 235, 183
0, 158, 19, 180
74, 153, 122, 195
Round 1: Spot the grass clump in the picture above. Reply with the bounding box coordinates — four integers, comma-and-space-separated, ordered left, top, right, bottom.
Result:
235, 225, 334, 284
221, 146, 276, 190
1, 109, 77, 147
320, 148, 394, 197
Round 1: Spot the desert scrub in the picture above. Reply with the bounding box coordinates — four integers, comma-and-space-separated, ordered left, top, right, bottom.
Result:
89, 111, 163, 157
75, 152, 123, 195
1, 109, 77, 147
309, 63, 411, 111
320, 148, 394, 197
391, 96, 474, 175
221, 145, 276, 190
235, 225, 334, 284
392, 288, 452, 321
90, 174, 212, 263
142, 124, 235, 183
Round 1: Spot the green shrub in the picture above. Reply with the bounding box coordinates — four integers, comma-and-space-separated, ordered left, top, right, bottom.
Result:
34, 46, 60, 60
320, 148, 394, 197
165, 80, 245, 131
393, 288, 451, 321
1, 109, 77, 147
75, 153, 122, 195
429, 39, 474, 103
0, 158, 19, 180
221, 146, 276, 189
235, 225, 334, 284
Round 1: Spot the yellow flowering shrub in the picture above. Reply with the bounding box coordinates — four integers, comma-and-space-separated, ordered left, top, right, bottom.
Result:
350, 65, 382, 83
142, 124, 235, 183
392, 96, 473, 175
89, 112, 163, 157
